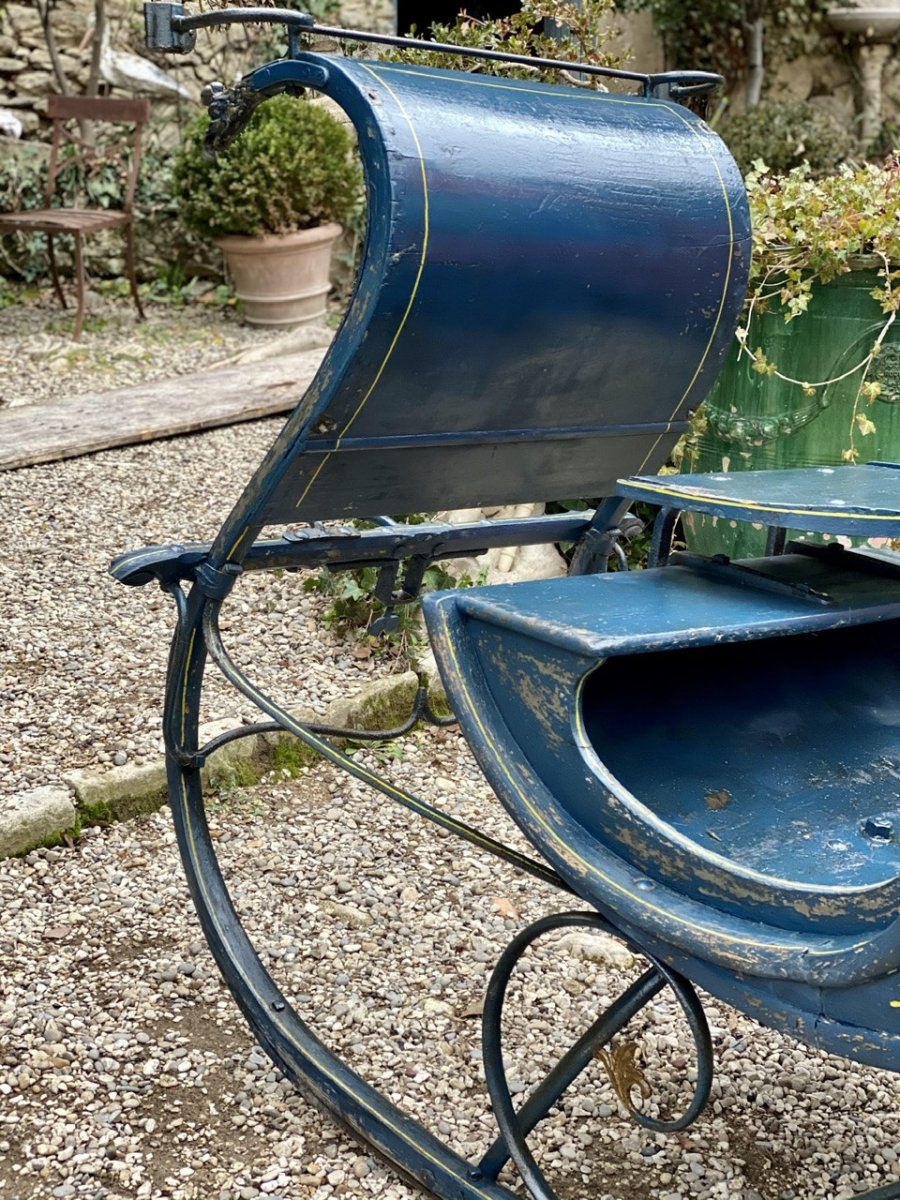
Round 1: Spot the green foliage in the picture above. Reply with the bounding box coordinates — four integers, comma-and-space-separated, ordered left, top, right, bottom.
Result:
678, 161, 900, 469
721, 99, 853, 176
618, 0, 831, 91
744, 160, 900, 323
270, 738, 315, 778
134, 143, 220, 280
304, 560, 478, 646
173, 93, 363, 240
381, 0, 623, 84
344, 737, 406, 763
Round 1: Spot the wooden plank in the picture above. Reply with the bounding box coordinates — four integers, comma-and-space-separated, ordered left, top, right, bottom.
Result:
0, 348, 328, 472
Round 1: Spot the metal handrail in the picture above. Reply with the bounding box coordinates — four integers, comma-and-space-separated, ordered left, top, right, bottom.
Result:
144, 1, 724, 99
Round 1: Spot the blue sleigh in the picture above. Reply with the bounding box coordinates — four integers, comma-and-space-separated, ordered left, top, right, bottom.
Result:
116, 8, 900, 1198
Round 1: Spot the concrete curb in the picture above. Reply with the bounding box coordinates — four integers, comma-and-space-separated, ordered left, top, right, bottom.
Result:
0, 787, 78, 858
1, 669, 449, 859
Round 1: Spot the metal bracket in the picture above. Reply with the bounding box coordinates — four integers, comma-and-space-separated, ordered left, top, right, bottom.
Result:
144, 2, 196, 52
369, 555, 431, 635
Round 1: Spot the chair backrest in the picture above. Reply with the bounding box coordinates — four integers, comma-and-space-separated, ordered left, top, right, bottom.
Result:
45, 94, 150, 211
208, 54, 751, 565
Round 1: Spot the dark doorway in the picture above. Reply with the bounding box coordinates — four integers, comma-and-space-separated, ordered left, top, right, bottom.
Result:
397, 0, 522, 36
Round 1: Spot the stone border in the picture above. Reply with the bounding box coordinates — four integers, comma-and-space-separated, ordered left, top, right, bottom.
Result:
0, 669, 447, 859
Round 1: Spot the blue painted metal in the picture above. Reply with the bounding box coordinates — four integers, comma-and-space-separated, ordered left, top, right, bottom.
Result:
423, 540, 900, 1072
148, 3, 725, 100
617, 461, 900, 535
199, 49, 748, 563
112, 12, 900, 1195
480, 911, 713, 1199
109, 510, 595, 586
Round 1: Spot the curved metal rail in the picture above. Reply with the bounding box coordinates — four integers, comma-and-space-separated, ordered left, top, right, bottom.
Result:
144, 2, 724, 99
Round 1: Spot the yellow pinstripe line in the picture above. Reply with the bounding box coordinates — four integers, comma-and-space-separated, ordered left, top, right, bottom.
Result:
636, 115, 738, 473
180, 629, 196, 746
227, 526, 252, 560
618, 478, 900, 523
435, 596, 869, 963
294, 65, 431, 512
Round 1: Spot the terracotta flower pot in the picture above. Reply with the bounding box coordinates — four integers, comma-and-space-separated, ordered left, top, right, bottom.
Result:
214, 223, 342, 326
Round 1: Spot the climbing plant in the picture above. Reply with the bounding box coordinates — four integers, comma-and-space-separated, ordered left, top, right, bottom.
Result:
618, 0, 834, 106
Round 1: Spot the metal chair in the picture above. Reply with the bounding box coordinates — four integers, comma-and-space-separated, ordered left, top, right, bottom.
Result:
0, 94, 149, 339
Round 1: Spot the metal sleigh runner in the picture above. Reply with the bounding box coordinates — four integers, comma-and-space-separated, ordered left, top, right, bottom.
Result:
115, 6, 900, 1196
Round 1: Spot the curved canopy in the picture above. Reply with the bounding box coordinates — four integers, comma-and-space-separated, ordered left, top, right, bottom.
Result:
211, 53, 750, 559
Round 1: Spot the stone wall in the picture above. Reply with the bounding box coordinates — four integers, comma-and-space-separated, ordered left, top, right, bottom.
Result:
0, 0, 394, 136
775, 43, 899, 147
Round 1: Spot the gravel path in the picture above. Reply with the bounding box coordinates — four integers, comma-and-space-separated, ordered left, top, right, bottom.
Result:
2, 294, 899, 1200
2, 741, 899, 1200
0, 293, 380, 799
0, 289, 279, 410
0, 415, 398, 796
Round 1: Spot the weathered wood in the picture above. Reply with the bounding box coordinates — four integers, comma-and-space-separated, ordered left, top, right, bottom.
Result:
47, 95, 150, 123
0, 348, 327, 471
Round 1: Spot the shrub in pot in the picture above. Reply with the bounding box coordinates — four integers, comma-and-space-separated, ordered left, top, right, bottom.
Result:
719, 99, 854, 177
173, 92, 363, 325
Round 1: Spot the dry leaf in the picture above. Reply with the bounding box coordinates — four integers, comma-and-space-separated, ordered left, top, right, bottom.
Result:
704, 787, 732, 811
490, 896, 520, 920
459, 998, 484, 1019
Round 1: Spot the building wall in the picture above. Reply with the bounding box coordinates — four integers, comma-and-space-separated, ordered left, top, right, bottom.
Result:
0, 0, 396, 135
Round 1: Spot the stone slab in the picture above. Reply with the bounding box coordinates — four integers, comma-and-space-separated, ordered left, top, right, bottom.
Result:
64, 761, 168, 818
4, 672, 450, 858
0, 786, 76, 857
0, 347, 327, 471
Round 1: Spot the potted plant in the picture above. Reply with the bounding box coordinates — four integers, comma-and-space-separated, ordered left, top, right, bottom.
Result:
173, 92, 363, 325
680, 157, 900, 556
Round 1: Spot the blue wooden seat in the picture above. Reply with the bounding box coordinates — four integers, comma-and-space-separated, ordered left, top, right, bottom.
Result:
425, 544, 900, 1064
425, 466, 900, 1075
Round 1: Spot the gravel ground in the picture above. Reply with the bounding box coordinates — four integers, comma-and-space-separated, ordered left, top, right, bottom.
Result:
0, 419, 395, 794
1, 293, 900, 1200
0, 287, 280, 410
0, 291, 380, 798
2, 742, 899, 1200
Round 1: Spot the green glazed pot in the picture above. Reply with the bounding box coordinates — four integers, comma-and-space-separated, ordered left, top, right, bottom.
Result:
684, 262, 900, 558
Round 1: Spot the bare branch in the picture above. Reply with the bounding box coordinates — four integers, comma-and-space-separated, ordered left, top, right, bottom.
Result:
86, 0, 106, 99
35, 0, 71, 96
